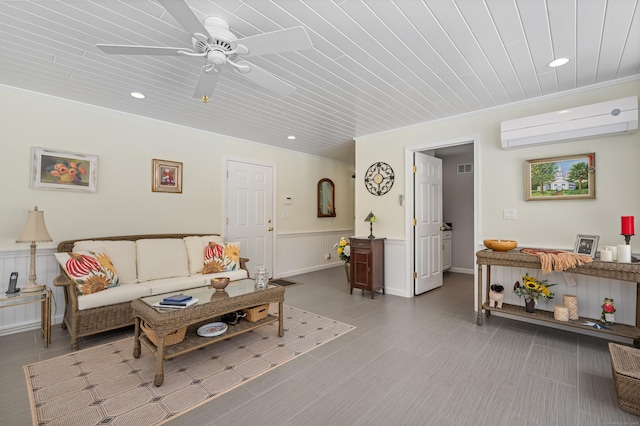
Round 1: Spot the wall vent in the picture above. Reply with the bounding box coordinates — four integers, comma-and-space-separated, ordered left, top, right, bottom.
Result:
457, 163, 473, 174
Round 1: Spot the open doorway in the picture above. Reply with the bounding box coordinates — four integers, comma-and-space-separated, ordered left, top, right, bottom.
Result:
408, 140, 476, 296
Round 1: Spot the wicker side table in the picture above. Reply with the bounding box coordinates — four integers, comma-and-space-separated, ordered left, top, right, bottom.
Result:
609, 343, 640, 416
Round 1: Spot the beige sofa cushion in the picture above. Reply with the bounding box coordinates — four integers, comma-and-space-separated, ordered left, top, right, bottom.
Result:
183, 235, 225, 275
78, 283, 151, 310
73, 240, 138, 284
136, 239, 189, 282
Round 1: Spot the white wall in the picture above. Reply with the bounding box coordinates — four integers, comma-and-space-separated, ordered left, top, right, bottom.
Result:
355, 79, 640, 248
1, 85, 354, 252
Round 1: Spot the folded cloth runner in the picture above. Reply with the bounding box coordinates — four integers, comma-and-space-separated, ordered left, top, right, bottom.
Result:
521, 248, 593, 274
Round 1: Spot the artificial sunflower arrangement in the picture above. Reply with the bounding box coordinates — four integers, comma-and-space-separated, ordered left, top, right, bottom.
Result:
333, 237, 350, 262
513, 273, 557, 304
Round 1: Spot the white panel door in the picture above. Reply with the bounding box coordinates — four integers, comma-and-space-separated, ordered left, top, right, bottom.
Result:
414, 152, 443, 295
226, 160, 274, 277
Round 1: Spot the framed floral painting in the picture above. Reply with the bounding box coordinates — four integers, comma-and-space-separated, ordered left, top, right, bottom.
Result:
152, 158, 182, 193
31, 147, 98, 192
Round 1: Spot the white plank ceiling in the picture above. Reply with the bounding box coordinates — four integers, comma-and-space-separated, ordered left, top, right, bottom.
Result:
1, 0, 638, 162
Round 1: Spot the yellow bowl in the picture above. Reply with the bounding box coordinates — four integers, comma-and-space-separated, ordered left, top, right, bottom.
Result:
483, 239, 517, 251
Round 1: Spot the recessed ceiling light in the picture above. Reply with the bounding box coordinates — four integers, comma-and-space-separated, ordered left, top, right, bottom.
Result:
547, 57, 570, 68
130, 92, 145, 99
287, 135, 296, 140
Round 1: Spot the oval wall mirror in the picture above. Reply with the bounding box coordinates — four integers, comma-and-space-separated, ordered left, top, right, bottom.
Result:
317, 178, 336, 217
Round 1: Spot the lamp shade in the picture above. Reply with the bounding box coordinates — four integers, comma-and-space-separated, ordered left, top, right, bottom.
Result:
16, 207, 52, 243
364, 211, 377, 223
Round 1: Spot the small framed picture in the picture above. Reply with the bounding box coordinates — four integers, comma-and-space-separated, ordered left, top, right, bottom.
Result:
574, 234, 599, 258
152, 159, 182, 193
31, 147, 98, 192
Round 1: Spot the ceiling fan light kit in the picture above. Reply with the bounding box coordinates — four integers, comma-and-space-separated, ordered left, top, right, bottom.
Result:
95, 0, 312, 100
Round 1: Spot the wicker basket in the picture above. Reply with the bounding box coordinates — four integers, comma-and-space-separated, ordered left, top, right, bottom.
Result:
141, 320, 186, 346
608, 343, 640, 416
243, 304, 269, 322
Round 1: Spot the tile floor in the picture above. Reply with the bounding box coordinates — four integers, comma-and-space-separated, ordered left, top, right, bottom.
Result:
1, 267, 638, 425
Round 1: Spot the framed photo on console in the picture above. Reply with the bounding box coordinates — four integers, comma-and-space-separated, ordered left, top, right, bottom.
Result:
152, 159, 182, 193
31, 147, 98, 192
574, 234, 599, 258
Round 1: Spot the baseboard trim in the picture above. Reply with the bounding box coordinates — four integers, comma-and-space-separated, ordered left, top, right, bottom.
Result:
447, 267, 474, 275
276, 263, 343, 278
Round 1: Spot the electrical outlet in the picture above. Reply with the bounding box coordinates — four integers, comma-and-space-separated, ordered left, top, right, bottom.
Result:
563, 272, 577, 286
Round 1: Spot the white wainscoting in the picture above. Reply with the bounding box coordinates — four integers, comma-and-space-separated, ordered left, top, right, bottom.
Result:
489, 266, 637, 326
383, 238, 410, 297
275, 230, 354, 277
0, 248, 63, 336
275, 233, 412, 298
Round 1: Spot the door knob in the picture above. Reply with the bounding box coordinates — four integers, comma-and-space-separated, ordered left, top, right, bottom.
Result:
267, 227, 273, 231
440, 226, 446, 231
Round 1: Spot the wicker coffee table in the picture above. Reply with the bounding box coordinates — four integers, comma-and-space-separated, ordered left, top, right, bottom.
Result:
131, 279, 285, 386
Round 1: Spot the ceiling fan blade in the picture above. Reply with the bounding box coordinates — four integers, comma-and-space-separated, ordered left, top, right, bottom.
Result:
158, 0, 209, 39
96, 44, 190, 56
235, 60, 296, 98
192, 67, 221, 98
238, 27, 313, 58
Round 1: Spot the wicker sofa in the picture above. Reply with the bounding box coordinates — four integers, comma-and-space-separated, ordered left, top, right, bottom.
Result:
54, 234, 249, 350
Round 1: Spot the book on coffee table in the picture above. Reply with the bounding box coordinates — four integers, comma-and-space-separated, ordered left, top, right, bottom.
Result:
162, 293, 192, 303
153, 298, 198, 309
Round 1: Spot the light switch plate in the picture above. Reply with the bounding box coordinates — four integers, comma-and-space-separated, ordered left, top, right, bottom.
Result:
503, 208, 517, 220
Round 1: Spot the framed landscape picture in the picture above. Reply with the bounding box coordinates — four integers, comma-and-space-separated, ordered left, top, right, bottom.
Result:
31, 147, 98, 192
152, 158, 182, 193
525, 153, 595, 201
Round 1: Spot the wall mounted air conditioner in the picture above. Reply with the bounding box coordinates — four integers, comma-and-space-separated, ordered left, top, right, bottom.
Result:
501, 96, 638, 149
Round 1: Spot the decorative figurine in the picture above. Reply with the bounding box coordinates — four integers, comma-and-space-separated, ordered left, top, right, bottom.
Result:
489, 283, 505, 308
600, 297, 616, 325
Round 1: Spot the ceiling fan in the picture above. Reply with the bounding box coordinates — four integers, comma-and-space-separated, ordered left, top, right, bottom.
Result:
96, 0, 313, 100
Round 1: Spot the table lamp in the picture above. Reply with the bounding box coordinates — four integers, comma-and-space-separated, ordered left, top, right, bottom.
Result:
16, 206, 52, 293
364, 211, 377, 239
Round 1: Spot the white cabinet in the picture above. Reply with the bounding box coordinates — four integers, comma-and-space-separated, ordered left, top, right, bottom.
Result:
442, 230, 452, 270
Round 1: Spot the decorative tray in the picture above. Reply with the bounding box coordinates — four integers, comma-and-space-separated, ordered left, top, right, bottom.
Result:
196, 322, 228, 337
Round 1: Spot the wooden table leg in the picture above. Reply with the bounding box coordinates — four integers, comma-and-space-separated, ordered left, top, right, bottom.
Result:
154, 336, 165, 386
133, 317, 141, 358
476, 264, 484, 326
485, 265, 492, 318
44, 290, 51, 348
635, 282, 640, 348
278, 301, 284, 337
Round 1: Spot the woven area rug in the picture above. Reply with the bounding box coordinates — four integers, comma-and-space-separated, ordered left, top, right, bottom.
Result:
24, 305, 354, 426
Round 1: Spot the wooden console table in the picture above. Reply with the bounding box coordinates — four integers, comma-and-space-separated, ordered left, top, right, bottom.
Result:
476, 249, 640, 347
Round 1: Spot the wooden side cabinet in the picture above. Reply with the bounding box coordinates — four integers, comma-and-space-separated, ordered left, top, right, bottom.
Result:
349, 237, 385, 299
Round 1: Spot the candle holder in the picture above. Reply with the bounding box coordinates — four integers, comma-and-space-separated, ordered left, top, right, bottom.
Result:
622, 234, 633, 245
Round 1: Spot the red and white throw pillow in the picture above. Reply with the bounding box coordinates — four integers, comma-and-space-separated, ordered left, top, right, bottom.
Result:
203, 242, 240, 274
54, 249, 120, 295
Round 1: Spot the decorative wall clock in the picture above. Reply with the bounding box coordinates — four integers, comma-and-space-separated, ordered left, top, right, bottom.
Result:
364, 162, 394, 195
